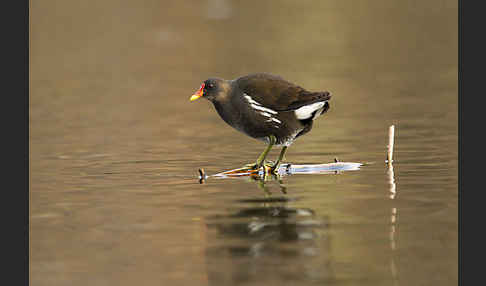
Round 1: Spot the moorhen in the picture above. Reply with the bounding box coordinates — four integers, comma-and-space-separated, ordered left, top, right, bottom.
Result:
190, 73, 331, 172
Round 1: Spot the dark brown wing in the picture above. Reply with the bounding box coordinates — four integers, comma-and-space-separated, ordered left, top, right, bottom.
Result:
234, 73, 331, 111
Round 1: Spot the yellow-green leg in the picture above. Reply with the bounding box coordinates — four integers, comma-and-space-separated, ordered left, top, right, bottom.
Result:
271, 146, 288, 172
244, 135, 276, 170
256, 135, 276, 167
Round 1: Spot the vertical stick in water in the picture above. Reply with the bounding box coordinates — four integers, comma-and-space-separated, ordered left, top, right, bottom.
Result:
387, 125, 395, 164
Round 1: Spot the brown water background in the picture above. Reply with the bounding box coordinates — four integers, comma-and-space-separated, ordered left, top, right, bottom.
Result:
30, 1, 457, 285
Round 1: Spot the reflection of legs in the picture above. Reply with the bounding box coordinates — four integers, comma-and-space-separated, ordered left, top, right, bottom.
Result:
271, 146, 288, 172
256, 178, 270, 195
254, 172, 285, 195
277, 177, 287, 194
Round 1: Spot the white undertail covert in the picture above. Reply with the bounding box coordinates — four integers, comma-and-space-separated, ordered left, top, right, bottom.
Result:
294, 101, 326, 120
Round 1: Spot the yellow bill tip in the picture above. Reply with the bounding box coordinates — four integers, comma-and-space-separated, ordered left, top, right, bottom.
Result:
190, 94, 202, 101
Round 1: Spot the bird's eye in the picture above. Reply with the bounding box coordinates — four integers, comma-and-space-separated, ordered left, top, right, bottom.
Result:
206, 83, 214, 89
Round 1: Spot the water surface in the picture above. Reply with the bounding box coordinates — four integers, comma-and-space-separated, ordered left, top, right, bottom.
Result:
30, 1, 457, 285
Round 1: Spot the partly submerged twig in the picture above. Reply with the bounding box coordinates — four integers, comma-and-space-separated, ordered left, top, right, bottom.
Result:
386, 124, 397, 198
211, 162, 362, 178
198, 168, 207, 184
386, 125, 395, 164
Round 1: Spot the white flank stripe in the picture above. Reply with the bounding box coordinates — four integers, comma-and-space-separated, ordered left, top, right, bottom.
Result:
244, 93, 278, 114
259, 112, 272, 117
294, 102, 326, 120
251, 104, 278, 114
267, 117, 281, 124
244, 95, 260, 106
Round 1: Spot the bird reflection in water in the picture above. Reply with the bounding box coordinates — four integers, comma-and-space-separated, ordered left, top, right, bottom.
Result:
204, 173, 334, 285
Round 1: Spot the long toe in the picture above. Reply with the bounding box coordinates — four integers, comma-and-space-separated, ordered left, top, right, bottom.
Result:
243, 163, 260, 170
270, 163, 280, 174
